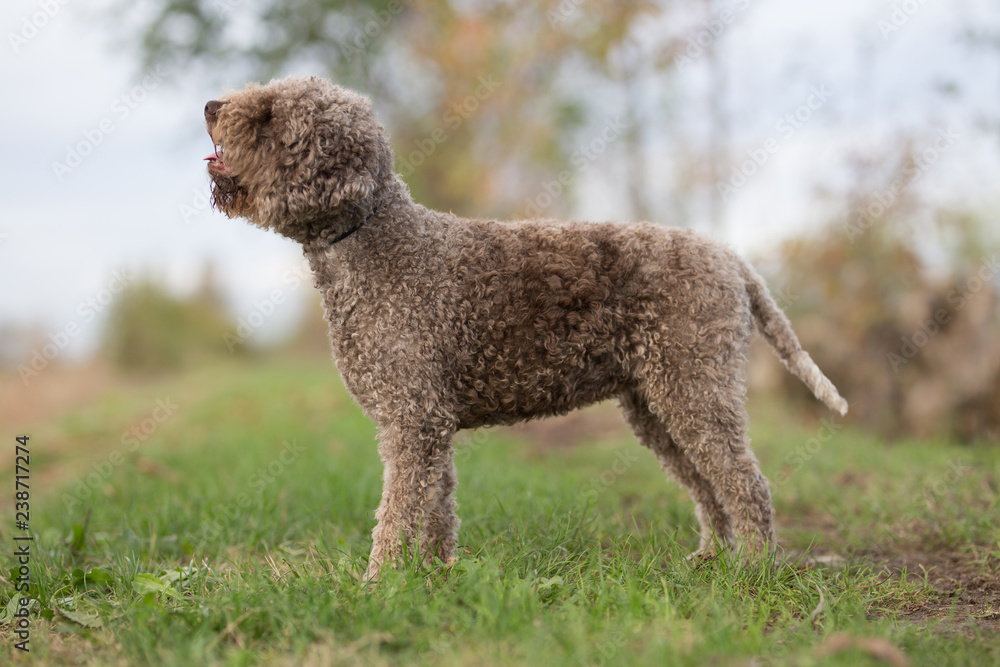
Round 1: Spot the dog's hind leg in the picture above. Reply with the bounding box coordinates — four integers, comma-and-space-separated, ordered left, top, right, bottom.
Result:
650, 361, 776, 558
620, 391, 734, 556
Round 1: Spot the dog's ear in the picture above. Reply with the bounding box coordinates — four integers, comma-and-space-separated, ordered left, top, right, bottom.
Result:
258, 84, 388, 227
224, 92, 276, 147
296, 98, 379, 212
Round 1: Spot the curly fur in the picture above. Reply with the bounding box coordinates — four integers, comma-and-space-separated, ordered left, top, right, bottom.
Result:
204, 75, 848, 581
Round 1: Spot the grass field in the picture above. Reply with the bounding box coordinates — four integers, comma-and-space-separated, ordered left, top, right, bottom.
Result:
2, 359, 998, 665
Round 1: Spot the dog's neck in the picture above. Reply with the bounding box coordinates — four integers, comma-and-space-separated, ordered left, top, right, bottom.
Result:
300, 176, 417, 282
328, 209, 374, 245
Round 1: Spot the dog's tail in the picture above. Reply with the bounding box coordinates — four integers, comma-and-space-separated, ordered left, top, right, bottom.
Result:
740, 262, 848, 416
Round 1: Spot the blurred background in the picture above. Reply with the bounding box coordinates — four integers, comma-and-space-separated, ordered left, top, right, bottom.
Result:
3, 0, 1000, 442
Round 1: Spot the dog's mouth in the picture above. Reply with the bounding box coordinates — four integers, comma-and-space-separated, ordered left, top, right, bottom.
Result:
204, 147, 230, 176
204, 144, 252, 217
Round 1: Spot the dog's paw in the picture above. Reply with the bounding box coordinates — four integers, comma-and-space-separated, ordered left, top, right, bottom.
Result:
684, 548, 720, 566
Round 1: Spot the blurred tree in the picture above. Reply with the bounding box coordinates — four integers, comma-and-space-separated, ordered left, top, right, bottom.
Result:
962, 17, 1000, 143
113, 0, 723, 221
760, 143, 1000, 442
102, 268, 240, 373
278, 290, 335, 361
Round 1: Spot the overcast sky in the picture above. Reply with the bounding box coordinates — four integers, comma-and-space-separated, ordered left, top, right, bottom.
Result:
2, 0, 999, 362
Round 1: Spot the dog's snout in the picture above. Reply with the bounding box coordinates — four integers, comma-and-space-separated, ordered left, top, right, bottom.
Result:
205, 99, 227, 122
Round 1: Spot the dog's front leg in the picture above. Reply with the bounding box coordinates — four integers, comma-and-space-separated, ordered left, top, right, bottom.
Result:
366, 420, 458, 582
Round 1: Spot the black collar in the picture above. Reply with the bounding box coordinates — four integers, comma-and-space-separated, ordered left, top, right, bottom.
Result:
330, 205, 378, 245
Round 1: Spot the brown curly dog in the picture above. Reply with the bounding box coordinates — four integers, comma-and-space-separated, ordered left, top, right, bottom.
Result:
204, 76, 847, 581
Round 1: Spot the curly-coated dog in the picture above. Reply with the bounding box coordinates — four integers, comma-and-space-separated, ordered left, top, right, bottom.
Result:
204, 76, 847, 581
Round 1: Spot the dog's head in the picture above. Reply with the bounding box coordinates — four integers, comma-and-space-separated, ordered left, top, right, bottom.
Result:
204, 76, 394, 243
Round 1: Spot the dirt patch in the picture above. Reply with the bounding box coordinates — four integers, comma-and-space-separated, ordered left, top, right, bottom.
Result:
875, 550, 1000, 632
0, 361, 117, 428
500, 402, 631, 450
780, 513, 999, 634
0, 362, 180, 514
777, 510, 840, 537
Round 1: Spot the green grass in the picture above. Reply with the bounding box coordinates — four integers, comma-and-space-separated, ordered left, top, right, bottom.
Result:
2, 360, 998, 665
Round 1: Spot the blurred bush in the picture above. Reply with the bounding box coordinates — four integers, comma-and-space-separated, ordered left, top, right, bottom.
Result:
102, 269, 240, 373
754, 160, 1000, 442
275, 290, 334, 362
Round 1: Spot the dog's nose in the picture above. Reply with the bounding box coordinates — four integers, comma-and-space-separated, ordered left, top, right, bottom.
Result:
205, 99, 227, 122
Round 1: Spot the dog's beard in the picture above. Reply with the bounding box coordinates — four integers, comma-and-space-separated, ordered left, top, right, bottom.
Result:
210, 175, 252, 218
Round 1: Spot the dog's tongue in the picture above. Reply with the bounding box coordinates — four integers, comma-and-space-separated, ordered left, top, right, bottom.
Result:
204, 150, 231, 176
